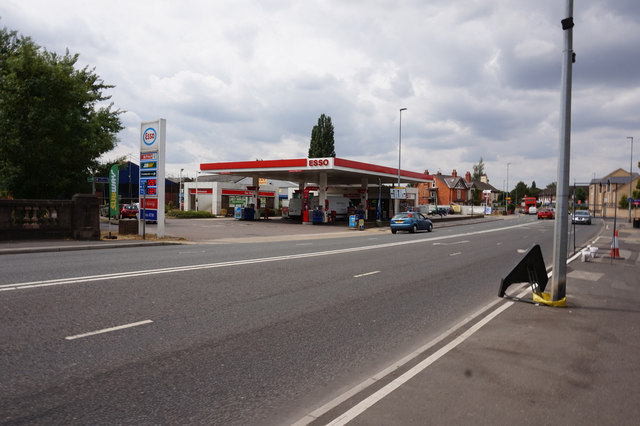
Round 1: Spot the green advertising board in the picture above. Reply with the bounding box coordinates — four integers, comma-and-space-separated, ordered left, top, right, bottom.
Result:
109, 164, 119, 217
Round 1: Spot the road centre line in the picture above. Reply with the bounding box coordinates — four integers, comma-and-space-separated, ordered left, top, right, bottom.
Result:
353, 271, 380, 278
65, 320, 153, 340
449, 252, 462, 256
0, 222, 533, 293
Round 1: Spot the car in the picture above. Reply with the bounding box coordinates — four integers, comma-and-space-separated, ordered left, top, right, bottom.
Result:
537, 208, 554, 220
119, 204, 139, 219
390, 212, 433, 234
571, 210, 592, 225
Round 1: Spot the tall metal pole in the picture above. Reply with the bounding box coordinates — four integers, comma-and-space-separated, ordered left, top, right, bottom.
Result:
628, 137, 633, 222
506, 162, 511, 209
551, 0, 574, 302
395, 108, 407, 215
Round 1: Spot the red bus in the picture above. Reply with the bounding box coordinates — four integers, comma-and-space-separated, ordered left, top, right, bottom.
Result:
523, 197, 537, 214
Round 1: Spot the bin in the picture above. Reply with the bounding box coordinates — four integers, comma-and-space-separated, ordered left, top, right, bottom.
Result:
243, 207, 255, 220
118, 219, 138, 235
634, 218, 640, 229
312, 210, 323, 224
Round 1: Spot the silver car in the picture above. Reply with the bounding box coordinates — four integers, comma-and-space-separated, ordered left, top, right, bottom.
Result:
571, 210, 592, 225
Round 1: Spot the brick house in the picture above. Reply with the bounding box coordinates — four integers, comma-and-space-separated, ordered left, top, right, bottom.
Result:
433, 170, 471, 206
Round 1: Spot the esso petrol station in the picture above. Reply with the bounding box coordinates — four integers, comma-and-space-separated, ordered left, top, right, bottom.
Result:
199, 157, 433, 224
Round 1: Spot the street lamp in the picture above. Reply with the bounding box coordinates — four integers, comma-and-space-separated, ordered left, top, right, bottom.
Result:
506, 162, 511, 208
180, 168, 184, 211
396, 107, 407, 214
628, 136, 633, 222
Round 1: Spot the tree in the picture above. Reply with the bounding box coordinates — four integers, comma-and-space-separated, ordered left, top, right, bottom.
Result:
472, 157, 485, 182
574, 187, 587, 204
512, 181, 529, 205
308, 114, 336, 158
0, 26, 123, 199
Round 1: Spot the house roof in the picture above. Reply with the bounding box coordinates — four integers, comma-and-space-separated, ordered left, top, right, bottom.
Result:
590, 173, 639, 186
470, 180, 499, 192
434, 174, 470, 190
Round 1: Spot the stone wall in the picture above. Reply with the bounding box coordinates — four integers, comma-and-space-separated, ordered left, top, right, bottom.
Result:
0, 194, 100, 240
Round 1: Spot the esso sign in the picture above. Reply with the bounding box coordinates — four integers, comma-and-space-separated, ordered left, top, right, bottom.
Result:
142, 127, 157, 145
308, 158, 331, 167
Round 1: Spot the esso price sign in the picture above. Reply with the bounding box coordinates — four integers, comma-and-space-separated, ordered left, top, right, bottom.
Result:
142, 127, 157, 145
308, 158, 331, 167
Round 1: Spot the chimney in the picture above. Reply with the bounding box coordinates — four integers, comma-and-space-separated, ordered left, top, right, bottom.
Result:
452, 169, 457, 177
424, 169, 429, 175
465, 171, 471, 182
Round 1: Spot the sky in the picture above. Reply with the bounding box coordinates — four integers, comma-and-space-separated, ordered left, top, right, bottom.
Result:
2, 0, 639, 191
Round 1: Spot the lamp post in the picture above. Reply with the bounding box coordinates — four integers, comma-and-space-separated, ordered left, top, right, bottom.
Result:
180, 168, 184, 211
506, 162, 511, 209
395, 108, 407, 215
628, 136, 633, 222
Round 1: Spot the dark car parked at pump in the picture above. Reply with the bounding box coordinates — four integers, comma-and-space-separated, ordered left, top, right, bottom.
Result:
390, 212, 433, 234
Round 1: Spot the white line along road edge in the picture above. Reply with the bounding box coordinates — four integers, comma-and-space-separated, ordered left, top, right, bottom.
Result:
65, 320, 153, 340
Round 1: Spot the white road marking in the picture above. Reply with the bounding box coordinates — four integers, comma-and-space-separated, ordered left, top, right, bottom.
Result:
449, 252, 462, 256
322, 302, 513, 426
294, 245, 578, 426
0, 222, 534, 293
432, 240, 469, 246
65, 320, 153, 340
353, 271, 380, 278
517, 248, 527, 253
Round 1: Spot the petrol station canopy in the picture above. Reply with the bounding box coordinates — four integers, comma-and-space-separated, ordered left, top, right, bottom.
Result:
200, 157, 433, 186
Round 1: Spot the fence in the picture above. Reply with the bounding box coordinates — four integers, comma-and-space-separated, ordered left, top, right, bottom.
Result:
0, 194, 100, 240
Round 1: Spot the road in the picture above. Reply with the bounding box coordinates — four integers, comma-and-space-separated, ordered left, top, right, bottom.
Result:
1, 216, 601, 425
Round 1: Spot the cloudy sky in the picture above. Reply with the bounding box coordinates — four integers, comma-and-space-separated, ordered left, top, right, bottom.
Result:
2, 0, 639, 190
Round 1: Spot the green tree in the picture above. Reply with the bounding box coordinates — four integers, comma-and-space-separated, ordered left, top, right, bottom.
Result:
511, 181, 529, 205
308, 114, 336, 158
0, 26, 123, 199
472, 157, 485, 182
619, 194, 629, 209
574, 187, 587, 203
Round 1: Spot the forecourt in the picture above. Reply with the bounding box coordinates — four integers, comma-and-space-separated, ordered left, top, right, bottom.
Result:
199, 157, 433, 223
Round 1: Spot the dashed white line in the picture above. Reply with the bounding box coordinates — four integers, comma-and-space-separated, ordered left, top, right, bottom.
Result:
353, 271, 380, 278
65, 320, 153, 340
449, 252, 462, 256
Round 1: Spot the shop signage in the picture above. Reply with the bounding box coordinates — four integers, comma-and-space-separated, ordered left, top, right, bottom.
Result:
109, 164, 119, 217
140, 119, 166, 236
307, 158, 333, 168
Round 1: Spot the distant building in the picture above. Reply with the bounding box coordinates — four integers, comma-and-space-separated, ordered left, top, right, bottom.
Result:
589, 168, 639, 218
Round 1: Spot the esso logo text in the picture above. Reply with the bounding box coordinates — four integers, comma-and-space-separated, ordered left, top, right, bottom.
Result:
143, 128, 157, 145
308, 158, 330, 167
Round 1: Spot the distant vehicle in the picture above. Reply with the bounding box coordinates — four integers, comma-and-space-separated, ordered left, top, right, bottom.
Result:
523, 197, 537, 214
119, 204, 139, 219
390, 212, 433, 234
537, 208, 554, 220
571, 210, 592, 225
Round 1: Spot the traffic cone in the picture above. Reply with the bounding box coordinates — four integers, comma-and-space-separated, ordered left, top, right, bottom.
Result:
609, 230, 620, 258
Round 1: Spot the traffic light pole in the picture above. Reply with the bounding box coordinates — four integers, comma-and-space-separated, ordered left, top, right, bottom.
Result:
551, 0, 574, 302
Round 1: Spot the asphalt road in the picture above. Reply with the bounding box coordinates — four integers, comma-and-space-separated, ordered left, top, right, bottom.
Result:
1, 216, 601, 425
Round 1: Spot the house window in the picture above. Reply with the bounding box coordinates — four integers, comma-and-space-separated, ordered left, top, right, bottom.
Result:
457, 189, 461, 199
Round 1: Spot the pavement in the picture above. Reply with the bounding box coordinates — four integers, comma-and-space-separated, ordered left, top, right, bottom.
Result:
2, 216, 639, 425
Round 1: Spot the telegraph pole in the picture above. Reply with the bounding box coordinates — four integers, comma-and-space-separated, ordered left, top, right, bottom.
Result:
551, 0, 574, 302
